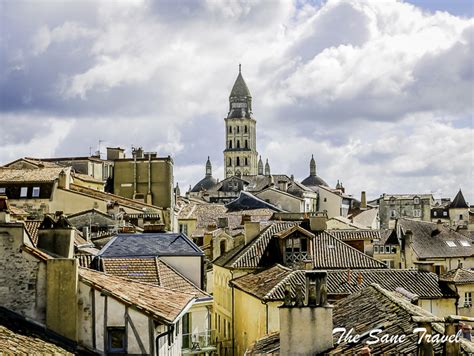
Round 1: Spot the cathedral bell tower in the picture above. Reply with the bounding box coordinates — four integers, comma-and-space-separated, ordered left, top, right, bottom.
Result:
224, 65, 258, 178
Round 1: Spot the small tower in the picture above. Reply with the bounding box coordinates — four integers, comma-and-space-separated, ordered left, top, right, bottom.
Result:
224, 65, 258, 178
310, 154, 316, 176
258, 156, 264, 175
206, 156, 212, 177
265, 159, 271, 176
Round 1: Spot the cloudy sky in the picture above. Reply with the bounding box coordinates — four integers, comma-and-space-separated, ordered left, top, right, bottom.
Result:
1, 0, 473, 203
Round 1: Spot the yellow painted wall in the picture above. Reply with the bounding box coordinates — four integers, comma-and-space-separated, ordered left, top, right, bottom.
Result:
418, 297, 457, 318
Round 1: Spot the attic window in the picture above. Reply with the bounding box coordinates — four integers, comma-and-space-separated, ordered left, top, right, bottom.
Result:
445, 241, 456, 247
32, 187, 40, 198
20, 187, 28, 197
0, 187, 5, 194
460, 241, 470, 247
414, 197, 420, 204
443, 211, 448, 216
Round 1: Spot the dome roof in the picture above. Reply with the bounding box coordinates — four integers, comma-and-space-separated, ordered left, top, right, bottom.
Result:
301, 175, 329, 189
190, 176, 218, 193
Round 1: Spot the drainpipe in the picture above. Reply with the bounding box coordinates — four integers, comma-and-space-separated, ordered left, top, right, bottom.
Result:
230, 270, 235, 356
260, 300, 269, 334
155, 325, 173, 356
148, 154, 152, 195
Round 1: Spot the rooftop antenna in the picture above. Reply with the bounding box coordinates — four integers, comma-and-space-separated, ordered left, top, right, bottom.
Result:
96, 139, 104, 158
89, 146, 93, 156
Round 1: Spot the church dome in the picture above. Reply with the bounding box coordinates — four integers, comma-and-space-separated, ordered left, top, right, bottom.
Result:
190, 176, 218, 192
300, 155, 329, 188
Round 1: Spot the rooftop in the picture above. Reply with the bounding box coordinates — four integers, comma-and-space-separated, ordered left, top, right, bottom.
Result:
440, 266, 474, 284
97, 232, 204, 258
79, 267, 196, 324
0, 167, 68, 183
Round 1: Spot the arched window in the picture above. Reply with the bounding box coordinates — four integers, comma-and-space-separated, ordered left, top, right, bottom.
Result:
229, 126, 232, 133
244, 125, 248, 133
236, 157, 240, 166
228, 158, 232, 166
220, 240, 226, 255
237, 140, 240, 148
245, 140, 248, 148
229, 140, 232, 149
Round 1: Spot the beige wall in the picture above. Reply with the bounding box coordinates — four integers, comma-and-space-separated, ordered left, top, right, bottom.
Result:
318, 188, 342, 218
113, 158, 174, 209
160, 255, 202, 289
457, 284, 474, 317
418, 297, 457, 318
255, 189, 304, 212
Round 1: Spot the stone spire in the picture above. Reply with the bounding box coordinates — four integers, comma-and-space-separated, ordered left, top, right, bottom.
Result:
265, 159, 271, 176
175, 182, 180, 197
310, 154, 316, 176
228, 65, 253, 119
205, 156, 212, 177
258, 156, 264, 175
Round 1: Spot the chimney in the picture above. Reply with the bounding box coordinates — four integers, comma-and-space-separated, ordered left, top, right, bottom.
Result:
0, 196, 11, 223
309, 213, 327, 232
361, 191, 367, 210
57, 170, 69, 189
444, 316, 460, 356
106, 147, 125, 160
244, 221, 260, 245
416, 321, 434, 356
37, 217, 75, 258
279, 270, 333, 356
404, 229, 413, 246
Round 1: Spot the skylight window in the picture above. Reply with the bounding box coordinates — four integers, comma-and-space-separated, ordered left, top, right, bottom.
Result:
460, 241, 470, 247
445, 241, 456, 247
20, 187, 28, 197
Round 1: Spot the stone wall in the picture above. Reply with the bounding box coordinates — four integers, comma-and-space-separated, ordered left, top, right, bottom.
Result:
0, 228, 47, 324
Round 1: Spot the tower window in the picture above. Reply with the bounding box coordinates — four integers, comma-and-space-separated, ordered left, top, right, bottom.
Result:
228, 158, 232, 166
236, 157, 240, 166
245, 140, 248, 148
229, 126, 232, 133
229, 140, 232, 149
237, 140, 240, 148
245, 157, 248, 165
237, 126, 240, 133
244, 125, 248, 133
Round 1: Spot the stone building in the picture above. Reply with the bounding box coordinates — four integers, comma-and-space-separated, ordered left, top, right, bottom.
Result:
224, 65, 258, 178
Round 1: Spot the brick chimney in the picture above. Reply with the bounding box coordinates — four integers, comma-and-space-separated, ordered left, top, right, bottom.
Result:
279, 270, 333, 355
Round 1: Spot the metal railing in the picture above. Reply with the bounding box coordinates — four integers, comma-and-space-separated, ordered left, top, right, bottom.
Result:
182, 330, 216, 352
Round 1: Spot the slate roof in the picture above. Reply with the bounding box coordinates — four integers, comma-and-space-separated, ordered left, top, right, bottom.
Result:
225, 191, 283, 212
101, 257, 209, 298
450, 189, 469, 209
300, 174, 329, 189
79, 267, 196, 324
246, 284, 474, 355
231, 265, 453, 301
440, 267, 474, 284
328, 229, 381, 241
97, 232, 204, 258
398, 218, 474, 258
0, 167, 68, 182
190, 176, 218, 193
379, 228, 398, 245
230, 70, 251, 98
312, 231, 386, 269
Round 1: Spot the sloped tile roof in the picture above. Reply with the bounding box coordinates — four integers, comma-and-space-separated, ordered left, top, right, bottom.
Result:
328, 229, 381, 241
313, 231, 386, 269
450, 190, 469, 209
246, 284, 474, 355
398, 218, 474, 258
231, 266, 454, 301
24, 220, 42, 245
0, 167, 68, 182
440, 267, 474, 284
79, 267, 195, 324
98, 233, 204, 258
225, 222, 298, 269
0, 314, 72, 355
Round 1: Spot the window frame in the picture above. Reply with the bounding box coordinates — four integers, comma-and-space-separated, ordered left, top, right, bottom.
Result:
32, 186, 40, 198
0, 187, 5, 194
20, 187, 28, 198
107, 327, 127, 353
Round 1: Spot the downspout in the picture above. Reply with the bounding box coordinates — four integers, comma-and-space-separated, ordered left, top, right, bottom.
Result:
148, 154, 151, 195
155, 325, 173, 356
230, 270, 235, 356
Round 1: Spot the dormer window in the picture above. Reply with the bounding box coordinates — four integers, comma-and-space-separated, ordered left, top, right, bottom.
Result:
285, 237, 309, 266
414, 197, 420, 204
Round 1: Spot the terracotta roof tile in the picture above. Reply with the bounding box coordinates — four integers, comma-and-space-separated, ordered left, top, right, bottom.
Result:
328, 229, 380, 241
79, 267, 195, 324
440, 267, 474, 284
24, 220, 42, 245
0, 167, 68, 182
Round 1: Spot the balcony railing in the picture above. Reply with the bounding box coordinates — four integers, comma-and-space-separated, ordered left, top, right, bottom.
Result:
182, 330, 217, 355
